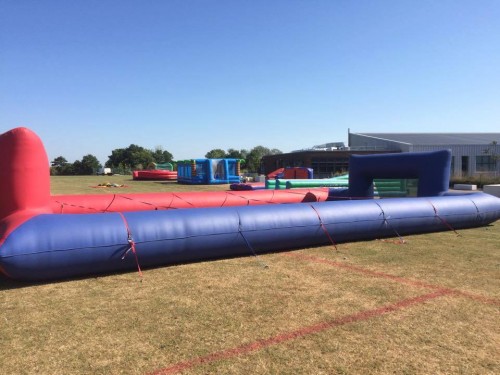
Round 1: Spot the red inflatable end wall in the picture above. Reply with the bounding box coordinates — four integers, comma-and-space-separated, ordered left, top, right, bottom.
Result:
0, 127, 51, 244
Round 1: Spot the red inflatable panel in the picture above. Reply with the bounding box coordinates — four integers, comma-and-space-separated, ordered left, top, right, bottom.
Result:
0, 128, 52, 244
132, 170, 178, 180
283, 167, 312, 179
50, 188, 330, 213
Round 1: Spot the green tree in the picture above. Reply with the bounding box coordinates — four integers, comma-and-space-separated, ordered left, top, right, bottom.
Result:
83, 154, 101, 174
246, 146, 282, 173
72, 160, 83, 175
130, 148, 154, 170
106, 148, 126, 168
151, 146, 174, 164
226, 148, 248, 160
61, 163, 75, 175
50, 156, 69, 175
51, 156, 68, 168
205, 149, 227, 159
71, 154, 101, 175
105, 144, 155, 170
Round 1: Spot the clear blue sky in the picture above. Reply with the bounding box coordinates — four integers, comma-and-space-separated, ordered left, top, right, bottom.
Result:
1, 0, 499, 165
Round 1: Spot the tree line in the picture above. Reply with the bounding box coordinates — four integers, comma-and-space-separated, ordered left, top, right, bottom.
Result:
50, 144, 282, 175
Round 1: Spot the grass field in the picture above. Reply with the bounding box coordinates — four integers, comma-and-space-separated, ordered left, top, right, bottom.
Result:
1, 176, 499, 374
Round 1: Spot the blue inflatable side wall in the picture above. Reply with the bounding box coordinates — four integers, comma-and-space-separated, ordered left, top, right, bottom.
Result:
348, 150, 451, 197
1, 193, 499, 281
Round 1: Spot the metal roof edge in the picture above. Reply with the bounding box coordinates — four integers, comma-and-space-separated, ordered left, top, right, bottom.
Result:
351, 133, 413, 146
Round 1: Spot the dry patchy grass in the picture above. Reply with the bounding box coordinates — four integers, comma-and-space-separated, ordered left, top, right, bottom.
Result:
0, 177, 499, 374
50, 175, 230, 195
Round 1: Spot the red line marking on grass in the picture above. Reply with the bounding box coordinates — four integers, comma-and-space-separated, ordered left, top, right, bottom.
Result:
147, 290, 449, 375
283, 253, 500, 307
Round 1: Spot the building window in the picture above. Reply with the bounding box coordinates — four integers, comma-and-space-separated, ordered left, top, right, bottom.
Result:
476, 155, 496, 172
311, 157, 349, 178
461, 156, 469, 175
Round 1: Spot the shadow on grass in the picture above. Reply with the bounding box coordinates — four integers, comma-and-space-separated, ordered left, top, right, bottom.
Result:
0, 274, 40, 291
0, 249, 279, 291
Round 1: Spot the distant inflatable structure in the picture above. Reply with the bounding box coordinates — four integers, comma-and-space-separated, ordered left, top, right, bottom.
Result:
133, 162, 177, 181
348, 151, 451, 198
177, 158, 242, 184
1, 127, 499, 281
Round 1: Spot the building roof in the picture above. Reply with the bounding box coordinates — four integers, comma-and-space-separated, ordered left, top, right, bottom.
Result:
352, 133, 500, 145
291, 142, 346, 152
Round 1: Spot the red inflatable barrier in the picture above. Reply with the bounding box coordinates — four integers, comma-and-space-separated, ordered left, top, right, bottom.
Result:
51, 188, 330, 213
0, 128, 52, 245
132, 170, 178, 180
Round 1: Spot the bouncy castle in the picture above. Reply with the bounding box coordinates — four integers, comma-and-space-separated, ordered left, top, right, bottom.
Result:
177, 158, 242, 184
1, 127, 500, 281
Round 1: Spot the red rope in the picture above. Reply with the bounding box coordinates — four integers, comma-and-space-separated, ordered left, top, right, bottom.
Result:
118, 212, 143, 277
428, 201, 460, 236
374, 201, 406, 244
309, 205, 338, 251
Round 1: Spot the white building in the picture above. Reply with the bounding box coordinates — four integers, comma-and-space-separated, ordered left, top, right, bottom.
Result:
348, 132, 500, 177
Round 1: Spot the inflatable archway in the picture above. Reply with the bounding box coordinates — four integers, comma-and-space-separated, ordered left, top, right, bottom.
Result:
348, 150, 451, 197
